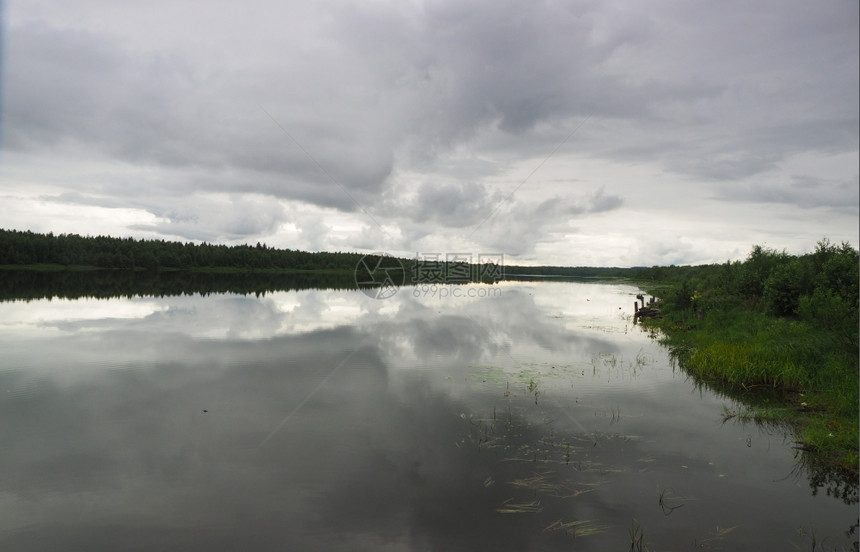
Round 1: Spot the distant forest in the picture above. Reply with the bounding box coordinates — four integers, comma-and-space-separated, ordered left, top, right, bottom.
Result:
0, 228, 367, 272
0, 228, 634, 279
2, 230, 857, 304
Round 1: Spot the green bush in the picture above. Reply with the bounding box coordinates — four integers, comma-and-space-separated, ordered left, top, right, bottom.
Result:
763, 260, 803, 316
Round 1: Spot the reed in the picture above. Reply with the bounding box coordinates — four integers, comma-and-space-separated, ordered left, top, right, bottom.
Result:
627, 519, 648, 552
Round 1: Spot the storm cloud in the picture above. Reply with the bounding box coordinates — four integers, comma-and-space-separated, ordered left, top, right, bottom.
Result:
1, 0, 857, 264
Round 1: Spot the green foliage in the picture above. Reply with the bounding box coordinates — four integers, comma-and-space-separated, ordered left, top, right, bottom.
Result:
0, 229, 509, 285
0, 228, 372, 272
739, 245, 792, 297
798, 289, 859, 349
672, 279, 695, 311
642, 239, 859, 474
762, 259, 803, 316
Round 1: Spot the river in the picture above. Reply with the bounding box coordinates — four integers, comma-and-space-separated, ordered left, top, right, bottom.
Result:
0, 280, 855, 550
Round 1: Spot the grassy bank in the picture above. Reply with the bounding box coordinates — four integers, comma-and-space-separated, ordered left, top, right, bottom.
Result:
638, 240, 859, 474
646, 308, 858, 473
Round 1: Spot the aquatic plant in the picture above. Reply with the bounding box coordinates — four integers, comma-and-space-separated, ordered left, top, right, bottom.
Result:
691, 526, 738, 548
495, 498, 542, 514
657, 487, 688, 516
628, 519, 649, 551
543, 519, 607, 539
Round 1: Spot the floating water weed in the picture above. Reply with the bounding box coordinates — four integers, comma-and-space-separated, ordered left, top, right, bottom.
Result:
599, 352, 619, 368
657, 487, 688, 516
691, 525, 738, 548
543, 519, 607, 538
495, 498, 542, 514
635, 349, 652, 367
509, 472, 557, 493
508, 472, 595, 499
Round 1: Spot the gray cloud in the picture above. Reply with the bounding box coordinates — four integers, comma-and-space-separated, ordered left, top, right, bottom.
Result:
1, 0, 857, 262
395, 181, 501, 228
715, 174, 860, 213
4, 19, 394, 212
468, 188, 625, 256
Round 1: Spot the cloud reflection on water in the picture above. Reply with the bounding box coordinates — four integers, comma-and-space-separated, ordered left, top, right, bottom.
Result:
0, 282, 855, 550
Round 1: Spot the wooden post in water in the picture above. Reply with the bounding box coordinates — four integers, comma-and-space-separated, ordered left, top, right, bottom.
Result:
633, 301, 638, 324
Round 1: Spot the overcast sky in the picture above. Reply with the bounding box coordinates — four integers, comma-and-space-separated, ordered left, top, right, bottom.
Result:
1, 0, 857, 266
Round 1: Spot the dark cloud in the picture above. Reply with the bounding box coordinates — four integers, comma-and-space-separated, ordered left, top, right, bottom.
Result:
378, 179, 624, 256
1, 0, 857, 260
3, 20, 394, 213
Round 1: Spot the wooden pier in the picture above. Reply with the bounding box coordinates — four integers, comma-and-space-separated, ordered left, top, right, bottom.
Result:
634, 294, 661, 322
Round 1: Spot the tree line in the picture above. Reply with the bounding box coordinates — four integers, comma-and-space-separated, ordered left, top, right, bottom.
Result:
3, 229, 857, 324
0, 228, 546, 282
638, 239, 859, 347
0, 228, 368, 272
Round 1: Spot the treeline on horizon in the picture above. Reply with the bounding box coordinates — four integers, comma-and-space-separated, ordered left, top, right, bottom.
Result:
0, 228, 368, 272
0, 228, 634, 279
1, 229, 857, 298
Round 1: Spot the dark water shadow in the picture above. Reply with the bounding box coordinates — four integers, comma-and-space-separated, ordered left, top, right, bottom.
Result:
660, 341, 859, 548
0, 269, 358, 301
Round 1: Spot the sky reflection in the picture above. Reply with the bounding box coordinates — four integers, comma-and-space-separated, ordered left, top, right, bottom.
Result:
0, 282, 855, 550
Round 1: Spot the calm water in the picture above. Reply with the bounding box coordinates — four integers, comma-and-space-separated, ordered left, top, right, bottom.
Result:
0, 281, 856, 551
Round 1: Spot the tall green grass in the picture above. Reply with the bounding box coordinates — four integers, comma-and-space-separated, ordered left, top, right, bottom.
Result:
682, 312, 854, 395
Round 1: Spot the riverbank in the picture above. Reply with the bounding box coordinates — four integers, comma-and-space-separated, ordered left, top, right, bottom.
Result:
635, 241, 859, 475
643, 310, 858, 475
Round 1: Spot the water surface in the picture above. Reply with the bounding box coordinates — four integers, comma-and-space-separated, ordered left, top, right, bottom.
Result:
0, 281, 855, 550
